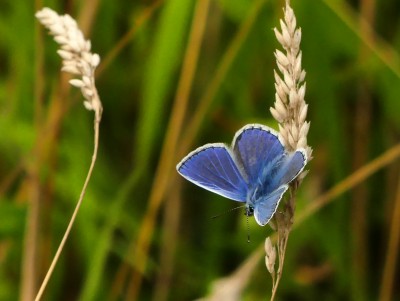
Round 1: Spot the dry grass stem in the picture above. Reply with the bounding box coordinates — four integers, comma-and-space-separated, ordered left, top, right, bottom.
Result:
296, 143, 400, 225
34, 8, 102, 301
123, 1, 210, 299
378, 170, 400, 301
179, 0, 267, 156
323, 0, 400, 79
97, 0, 163, 76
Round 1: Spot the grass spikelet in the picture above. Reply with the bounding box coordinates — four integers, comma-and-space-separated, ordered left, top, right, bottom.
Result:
267, 1, 311, 299
36, 7, 102, 117
270, 3, 311, 159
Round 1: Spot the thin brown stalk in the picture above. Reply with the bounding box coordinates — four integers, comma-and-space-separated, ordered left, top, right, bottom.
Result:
179, 0, 267, 156
123, 1, 211, 299
350, 0, 375, 298
323, 0, 400, 78
34, 0, 45, 127
152, 180, 182, 301
34, 8, 103, 299
20, 1, 45, 297
35, 112, 101, 301
270, 227, 289, 301
97, 0, 163, 77
350, 89, 371, 299
20, 170, 40, 301
21, 83, 66, 301
297, 144, 400, 225
77, 0, 101, 36
379, 169, 400, 301
0, 161, 24, 197
19, 4, 101, 298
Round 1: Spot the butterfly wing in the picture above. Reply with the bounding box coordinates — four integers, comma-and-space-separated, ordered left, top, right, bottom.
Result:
177, 143, 248, 202
269, 149, 307, 190
254, 185, 288, 226
253, 150, 306, 225
232, 124, 285, 184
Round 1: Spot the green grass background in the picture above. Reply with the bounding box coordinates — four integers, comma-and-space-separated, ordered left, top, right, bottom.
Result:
1, 0, 400, 300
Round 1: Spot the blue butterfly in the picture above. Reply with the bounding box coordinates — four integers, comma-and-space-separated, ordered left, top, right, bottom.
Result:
176, 124, 307, 226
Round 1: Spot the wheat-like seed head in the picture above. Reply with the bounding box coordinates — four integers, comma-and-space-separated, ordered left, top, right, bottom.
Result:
36, 8, 102, 115
34, 8, 103, 300
270, 3, 312, 160
266, 3, 312, 298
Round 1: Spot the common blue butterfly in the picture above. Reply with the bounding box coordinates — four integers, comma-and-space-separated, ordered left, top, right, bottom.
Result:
176, 124, 307, 226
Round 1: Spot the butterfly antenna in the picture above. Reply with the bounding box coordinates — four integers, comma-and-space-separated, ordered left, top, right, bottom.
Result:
210, 205, 246, 220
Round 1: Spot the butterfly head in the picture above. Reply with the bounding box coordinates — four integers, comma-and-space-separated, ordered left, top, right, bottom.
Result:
244, 205, 254, 217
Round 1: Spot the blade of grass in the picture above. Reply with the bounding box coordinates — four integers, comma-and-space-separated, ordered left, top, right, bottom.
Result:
179, 0, 267, 157
323, 0, 400, 79
132, 0, 193, 170
124, 0, 208, 299
81, 0, 194, 299
350, 0, 375, 299
96, 0, 164, 77
78, 3, 165, 300
77, 0, 101, 36
297, 144, 400, 225
20, 0, 44, 298
379, 168, 400, 301
0, 162, 24, 196
79, 168, 143, 301
20, 167, 40, 301
152, 179, 182, 301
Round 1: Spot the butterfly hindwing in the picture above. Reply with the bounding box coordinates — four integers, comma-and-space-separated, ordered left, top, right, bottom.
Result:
177, 144, 248, 202
254, 185, 288, 226
268, 149, 307, 191
232, 124, 285, 184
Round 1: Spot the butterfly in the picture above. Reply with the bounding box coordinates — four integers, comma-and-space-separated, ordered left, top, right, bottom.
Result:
176, 124, 307, 226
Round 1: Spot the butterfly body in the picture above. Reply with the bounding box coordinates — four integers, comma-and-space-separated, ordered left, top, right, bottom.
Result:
177, 124, 306, 226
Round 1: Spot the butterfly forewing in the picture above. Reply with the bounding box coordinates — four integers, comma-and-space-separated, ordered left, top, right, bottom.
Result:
177, 144, 248, 202
232, 125, 285, 184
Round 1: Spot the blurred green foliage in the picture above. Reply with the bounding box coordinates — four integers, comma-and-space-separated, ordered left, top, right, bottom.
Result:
0, 0, 400, 300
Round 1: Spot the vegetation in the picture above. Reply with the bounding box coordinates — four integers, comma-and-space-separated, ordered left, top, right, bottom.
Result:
0, 0, 400, 300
